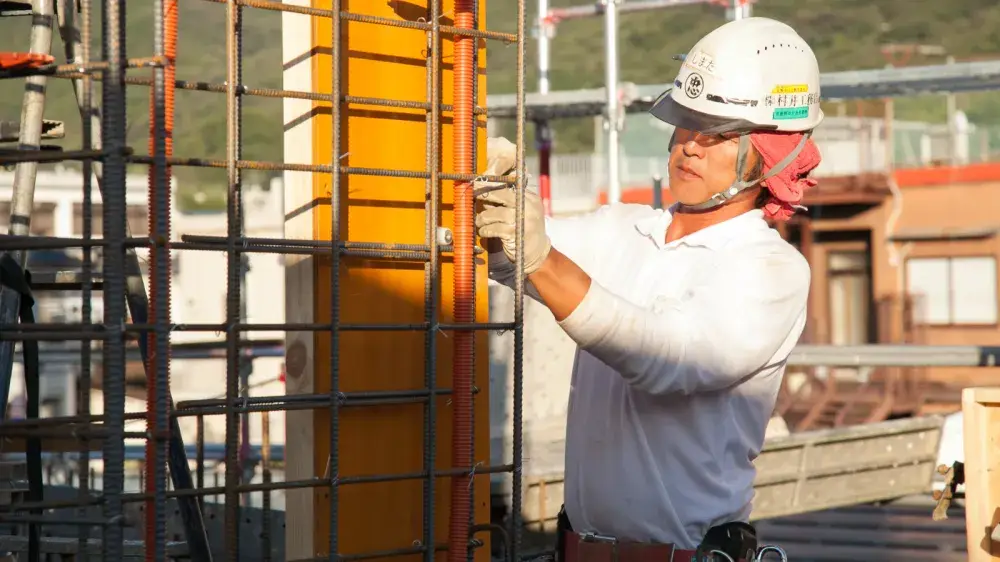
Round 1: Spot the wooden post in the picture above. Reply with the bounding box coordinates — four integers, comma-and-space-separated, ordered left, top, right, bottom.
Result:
962, 387, 1000, 561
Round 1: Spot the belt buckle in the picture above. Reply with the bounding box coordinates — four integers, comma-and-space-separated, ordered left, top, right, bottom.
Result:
578, 532, 619, 562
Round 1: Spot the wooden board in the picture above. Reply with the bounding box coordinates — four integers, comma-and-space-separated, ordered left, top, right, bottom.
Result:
962, 387, 1000, 562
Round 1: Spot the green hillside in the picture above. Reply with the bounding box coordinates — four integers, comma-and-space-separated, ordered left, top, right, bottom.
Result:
2, 1, 999, 209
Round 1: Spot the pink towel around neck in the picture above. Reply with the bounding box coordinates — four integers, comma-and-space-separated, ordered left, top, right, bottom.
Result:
749, 132, 822, 221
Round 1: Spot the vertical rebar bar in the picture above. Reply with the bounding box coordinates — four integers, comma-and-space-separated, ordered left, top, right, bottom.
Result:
100, 0, 128, 558
329, 0, 344, 558
146, 0, 171, 559
53, 0, 96, 550
423, 1, 442, 559
224, 0, 245, 559
59, 0, 209, 552
511, 0, 527, 558
468, 0, 480, 553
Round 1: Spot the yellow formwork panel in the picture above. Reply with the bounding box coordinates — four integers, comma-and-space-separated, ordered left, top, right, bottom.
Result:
305, 1, 491, 560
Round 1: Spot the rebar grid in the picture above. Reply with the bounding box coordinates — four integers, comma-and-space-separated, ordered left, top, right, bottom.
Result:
0, 0, 527, 561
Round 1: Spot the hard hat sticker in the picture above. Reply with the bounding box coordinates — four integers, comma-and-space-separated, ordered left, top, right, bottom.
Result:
772, 106, 809, 120
683, 50, 716, 76
771, 84, 809, 94
683, 73, 705, 99
765, 93, 819, 108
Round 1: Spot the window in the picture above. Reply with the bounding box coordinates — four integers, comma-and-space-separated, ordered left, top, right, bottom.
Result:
906, 256, 998, 325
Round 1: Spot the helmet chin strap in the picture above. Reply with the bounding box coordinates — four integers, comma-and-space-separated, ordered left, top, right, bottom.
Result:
678, 130, 813, 213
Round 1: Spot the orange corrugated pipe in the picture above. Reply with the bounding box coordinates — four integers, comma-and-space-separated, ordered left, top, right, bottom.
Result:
449, 0, 476, 560
145, 0, 177, 557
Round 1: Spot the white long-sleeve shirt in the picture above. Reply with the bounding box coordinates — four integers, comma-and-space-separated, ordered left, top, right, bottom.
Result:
488, 203, 809, 549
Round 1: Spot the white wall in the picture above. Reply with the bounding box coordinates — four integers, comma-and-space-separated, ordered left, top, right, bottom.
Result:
170, 177, 287, 448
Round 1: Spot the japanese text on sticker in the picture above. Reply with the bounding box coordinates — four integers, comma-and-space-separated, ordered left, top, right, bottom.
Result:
771, 84, 808, 95
684, 50, 716, 75
773, 106, 809, 120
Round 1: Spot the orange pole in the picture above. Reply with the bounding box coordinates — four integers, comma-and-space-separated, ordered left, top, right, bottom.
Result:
449, 0, 476, 559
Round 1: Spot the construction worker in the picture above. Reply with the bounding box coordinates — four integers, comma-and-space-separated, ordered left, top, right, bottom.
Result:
475, 16, 823, 562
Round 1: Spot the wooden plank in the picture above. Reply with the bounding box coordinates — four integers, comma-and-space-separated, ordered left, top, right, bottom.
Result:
520, 418, 947, 526
776, 543, 967, 562
757, 525, 967, 550
962, 387, 1000, 562
763, 507, 968, 531
752, 461, 938, 520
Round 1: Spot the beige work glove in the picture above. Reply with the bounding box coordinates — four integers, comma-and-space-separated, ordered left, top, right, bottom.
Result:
474, 137, 552, 276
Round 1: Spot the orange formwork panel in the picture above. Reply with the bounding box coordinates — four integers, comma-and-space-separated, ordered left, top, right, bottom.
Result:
281, 1, 491, 561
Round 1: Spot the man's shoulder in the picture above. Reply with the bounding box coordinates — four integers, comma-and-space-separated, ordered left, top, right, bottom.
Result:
718, 228, 811, 283
597, 203, 663, 225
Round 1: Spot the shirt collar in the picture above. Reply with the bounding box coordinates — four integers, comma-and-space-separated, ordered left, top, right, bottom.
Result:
634, 203, 766, 250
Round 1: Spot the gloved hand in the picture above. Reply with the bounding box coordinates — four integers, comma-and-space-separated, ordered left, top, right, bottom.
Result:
474, 137, 552, 276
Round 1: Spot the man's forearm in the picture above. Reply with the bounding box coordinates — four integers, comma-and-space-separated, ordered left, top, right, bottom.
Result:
527, 249, 592, 322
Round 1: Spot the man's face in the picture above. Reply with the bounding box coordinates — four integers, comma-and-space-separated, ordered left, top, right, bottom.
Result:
667, 128, 757, 206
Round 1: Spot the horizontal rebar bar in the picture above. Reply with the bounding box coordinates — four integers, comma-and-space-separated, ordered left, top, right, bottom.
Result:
0, 516, 113, 526
129, 154, 512, 183
288, 545, 447, 562
0, 387, 479, 430
1, 464, 517, 512
176, 387, 465, 409
0, 56, 164, 79
0, 234, 484, 256
198, 0, 517, 43
0, 148, 123, 165
30, 69, 492, 114
0, 321, 517, 336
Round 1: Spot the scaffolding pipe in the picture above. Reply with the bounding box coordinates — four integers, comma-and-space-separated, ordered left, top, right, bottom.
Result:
548, 0, 715, 21
787, 345, 1000, 367
603, 0, 621, 205
0, 0, 54, 422
537, 0, 552, 215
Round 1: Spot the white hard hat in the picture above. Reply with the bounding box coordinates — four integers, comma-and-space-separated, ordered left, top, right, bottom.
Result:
648, 17, 823, 212
649, 17, 824, 135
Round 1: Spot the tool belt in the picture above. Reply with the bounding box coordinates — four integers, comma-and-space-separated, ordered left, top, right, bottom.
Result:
556, 506, 780, 562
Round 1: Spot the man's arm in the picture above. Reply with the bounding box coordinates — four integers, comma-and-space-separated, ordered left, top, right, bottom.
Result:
525, 247, 592, 322
529, 247, 810, 396
484, 204, 614, 299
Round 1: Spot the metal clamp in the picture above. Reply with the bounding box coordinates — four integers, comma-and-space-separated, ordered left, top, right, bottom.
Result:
577, 532, 619, 562
579, 532, 618, 544
436, 227, 453, 246
754, 545, 788, 562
